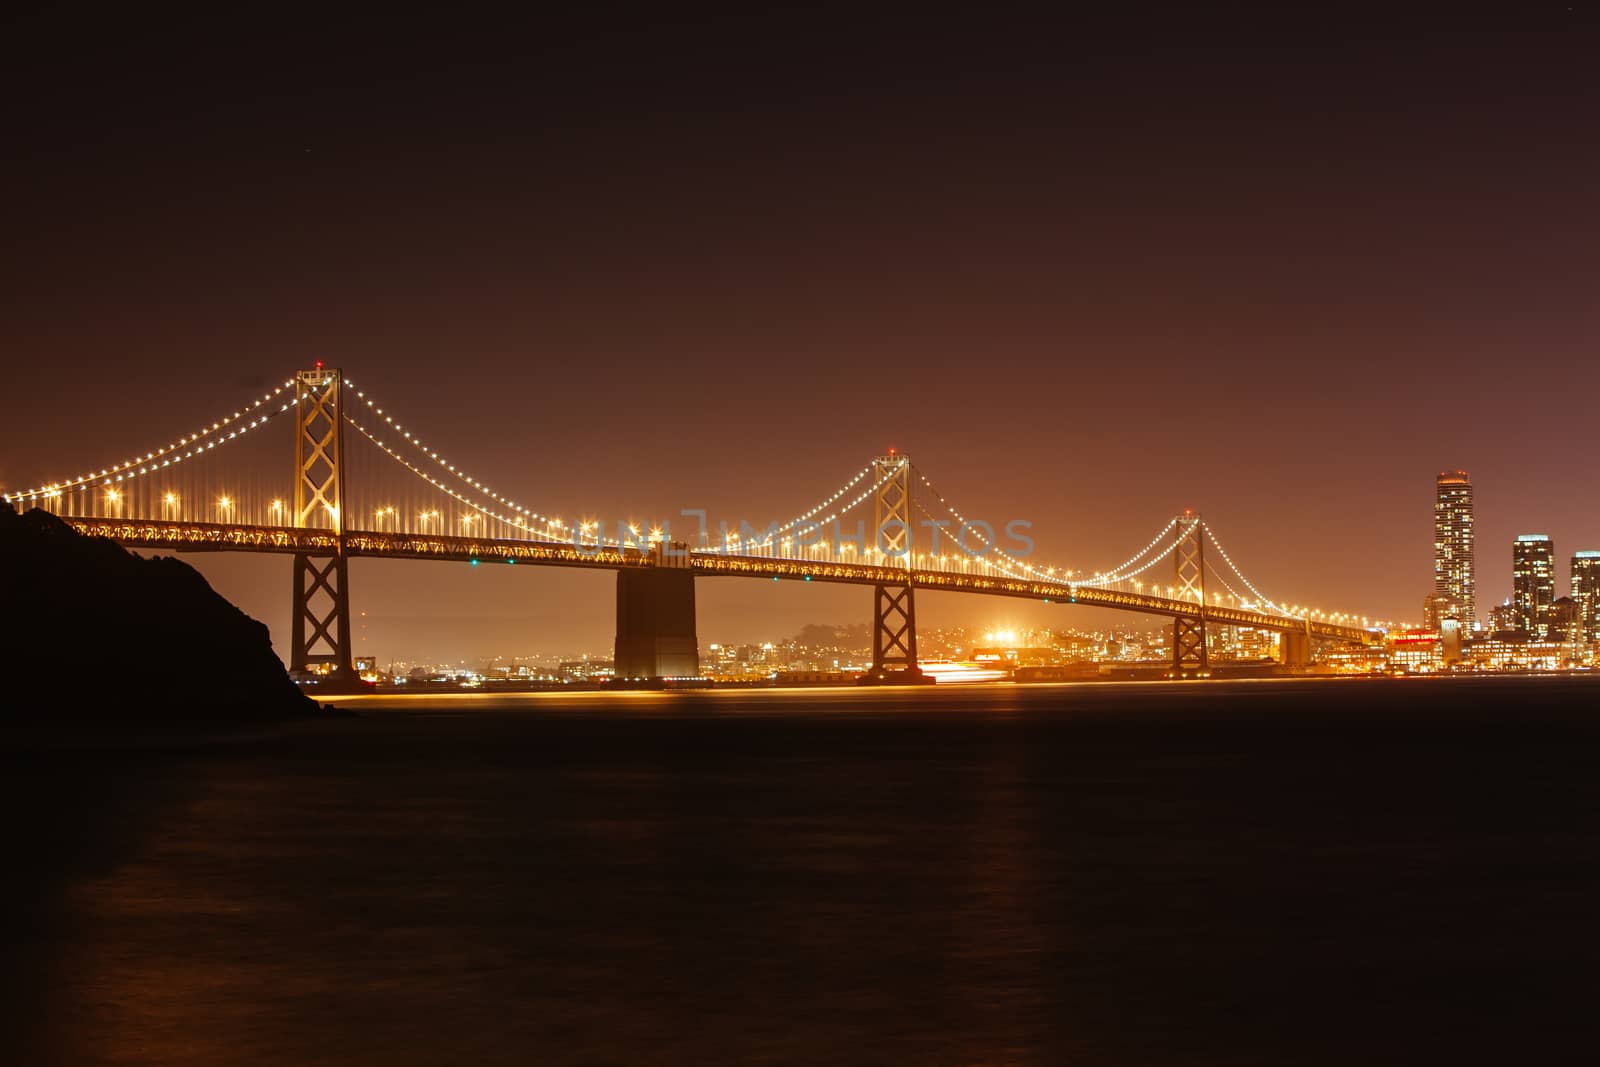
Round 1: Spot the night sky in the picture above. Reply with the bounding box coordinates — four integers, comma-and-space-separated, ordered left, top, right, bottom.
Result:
3, 8, 1598, 663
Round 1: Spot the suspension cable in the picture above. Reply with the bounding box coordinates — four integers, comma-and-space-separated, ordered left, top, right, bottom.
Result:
4, 380, 298, 503
1200, 520, 1298, 617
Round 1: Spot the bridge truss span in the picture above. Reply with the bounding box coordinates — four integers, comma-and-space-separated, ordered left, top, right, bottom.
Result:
63, 518, 339, 556
687, 552, 1374, 645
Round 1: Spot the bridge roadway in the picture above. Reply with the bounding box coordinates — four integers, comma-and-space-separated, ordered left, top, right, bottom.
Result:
65, 518, 1381, 646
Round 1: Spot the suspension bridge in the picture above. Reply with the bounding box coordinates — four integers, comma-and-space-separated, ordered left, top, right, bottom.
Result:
3, 365, 1381, 685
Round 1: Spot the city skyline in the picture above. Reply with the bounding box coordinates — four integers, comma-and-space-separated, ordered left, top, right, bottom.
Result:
2, 10, 1598, 659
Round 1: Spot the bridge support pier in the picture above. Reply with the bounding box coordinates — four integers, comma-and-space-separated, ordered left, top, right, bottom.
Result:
1279, 629, 1311, 669
614, 567, 699, 682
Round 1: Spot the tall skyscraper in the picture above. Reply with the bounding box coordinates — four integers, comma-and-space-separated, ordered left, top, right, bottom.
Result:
1573, 551, 1600, 643
1512, 534, 1556, 637
1433, 471, 1476, 627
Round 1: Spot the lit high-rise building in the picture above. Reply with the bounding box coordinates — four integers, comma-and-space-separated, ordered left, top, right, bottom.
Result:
1433, 471, 1476, 627
1573, 551, 1600, 643
1512, 534, 1556, 637
1488, 598, 1519, 634
1422, 592, 1465, 632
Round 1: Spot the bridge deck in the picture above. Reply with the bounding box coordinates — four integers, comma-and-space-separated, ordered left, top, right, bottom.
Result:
64, 519, 1379, 645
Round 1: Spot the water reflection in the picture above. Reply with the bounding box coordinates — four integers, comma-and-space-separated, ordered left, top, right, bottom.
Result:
5, 678, 1599, 1065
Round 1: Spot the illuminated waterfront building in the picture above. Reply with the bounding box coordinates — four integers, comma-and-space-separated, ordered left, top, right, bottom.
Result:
1573, 551, 1600, 643
1512, 534, 1556, 637
1385, 629, 1442, 673
1465, 631, 1563, 672
1322, 644, 1389, 674
1433, 471, 1477, 627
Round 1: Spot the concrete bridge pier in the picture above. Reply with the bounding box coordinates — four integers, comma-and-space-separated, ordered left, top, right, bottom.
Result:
614, 546, 699, 681
1279, 629, 1311, 669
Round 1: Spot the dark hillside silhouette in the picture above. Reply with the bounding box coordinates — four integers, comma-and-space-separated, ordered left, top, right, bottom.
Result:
1, 502, 325, 720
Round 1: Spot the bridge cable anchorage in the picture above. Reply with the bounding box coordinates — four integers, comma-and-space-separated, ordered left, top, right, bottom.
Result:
5, 380, 299, 506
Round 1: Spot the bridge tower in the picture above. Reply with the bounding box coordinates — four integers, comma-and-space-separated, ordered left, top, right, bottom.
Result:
861, 450, 929, 685
1171, 511, 1208, 675
290, 364, 356, 685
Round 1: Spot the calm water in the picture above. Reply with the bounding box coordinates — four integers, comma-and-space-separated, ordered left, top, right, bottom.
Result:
4, 676, 1599, 1065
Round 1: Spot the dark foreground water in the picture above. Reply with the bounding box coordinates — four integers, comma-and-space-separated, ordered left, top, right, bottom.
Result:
4, 676, 1599, 1065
